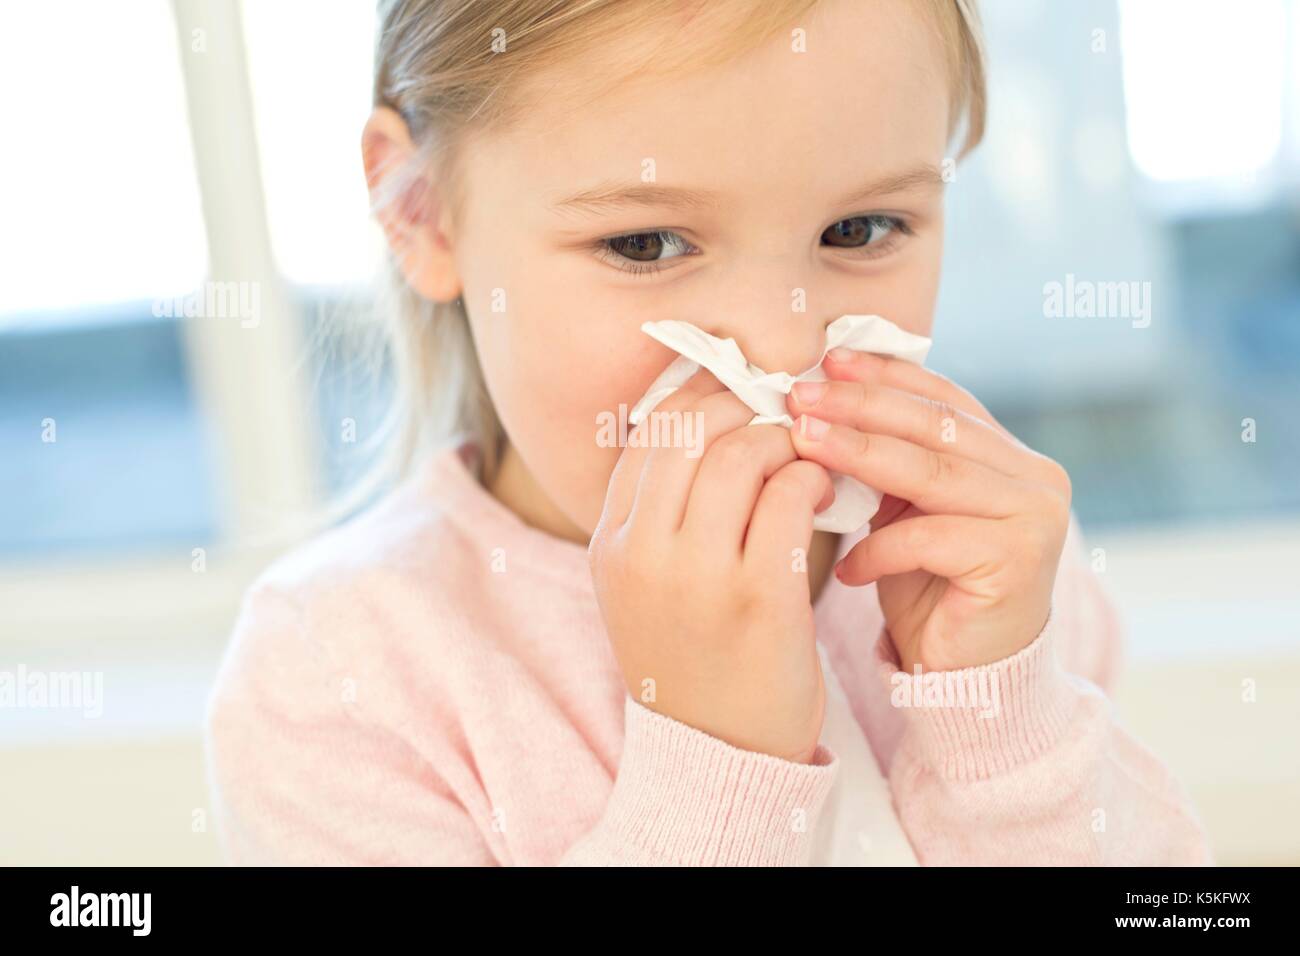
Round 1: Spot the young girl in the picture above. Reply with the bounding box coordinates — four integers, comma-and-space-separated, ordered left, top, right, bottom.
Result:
205, 0, 1213, 865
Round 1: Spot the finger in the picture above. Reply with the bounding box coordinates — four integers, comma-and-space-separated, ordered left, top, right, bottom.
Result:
742, 458, 834, 580
790, 417, 1036, 518
628, 387, 761, 531
821, 349, 1017, 442
869, 494, 919, 532
788, 379, 1030, 478
836, 513, 1003, 585
680, 424, 802, 549
602, 366, 728, 529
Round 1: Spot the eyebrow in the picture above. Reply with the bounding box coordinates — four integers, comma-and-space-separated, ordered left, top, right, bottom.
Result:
831, 163, 947, 208
549, 182, 720, 217
549, 162, 946, 218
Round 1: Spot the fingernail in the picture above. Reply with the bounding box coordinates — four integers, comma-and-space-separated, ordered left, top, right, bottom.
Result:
833, 559, 845, 580
827, 347, 855, 363
791, 381, 827, 406
799, 414, 829, 439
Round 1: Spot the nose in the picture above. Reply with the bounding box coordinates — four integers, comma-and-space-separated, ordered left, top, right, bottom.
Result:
699, 271, 831, 376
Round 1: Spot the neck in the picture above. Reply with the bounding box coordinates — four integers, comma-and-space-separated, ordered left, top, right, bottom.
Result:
487, 440, 589, 546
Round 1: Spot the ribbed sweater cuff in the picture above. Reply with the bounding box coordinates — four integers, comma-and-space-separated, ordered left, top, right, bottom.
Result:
875, 610, 1079, 782
599, 696, 840, 865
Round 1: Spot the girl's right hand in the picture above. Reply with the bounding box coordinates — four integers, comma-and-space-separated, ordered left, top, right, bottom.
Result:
588, 368, 835, 764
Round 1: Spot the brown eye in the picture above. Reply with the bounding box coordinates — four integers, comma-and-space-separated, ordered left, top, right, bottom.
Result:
602, 230, 694, 265
600, 231, 702, 273
608, 232, 662, 261
822, 215, 902, 248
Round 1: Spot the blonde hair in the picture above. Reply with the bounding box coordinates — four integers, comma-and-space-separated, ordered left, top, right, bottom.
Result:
323, 0, 985, 523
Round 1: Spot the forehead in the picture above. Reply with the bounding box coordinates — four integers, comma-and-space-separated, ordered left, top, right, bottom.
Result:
467, 0, 953, 209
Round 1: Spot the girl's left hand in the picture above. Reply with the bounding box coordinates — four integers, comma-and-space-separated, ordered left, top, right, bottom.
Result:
787, 348, 1073, 674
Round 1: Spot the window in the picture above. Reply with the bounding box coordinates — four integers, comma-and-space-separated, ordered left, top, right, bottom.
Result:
239, 0, 382, 288
1119, 0, 1297, 213
0, 0, 215, 557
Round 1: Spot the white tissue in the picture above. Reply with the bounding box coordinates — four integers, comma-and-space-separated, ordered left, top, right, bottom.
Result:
628, 314, 932, 534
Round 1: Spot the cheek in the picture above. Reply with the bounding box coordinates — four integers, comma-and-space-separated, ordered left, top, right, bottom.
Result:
466, 276, 670, 534
843, 235, 943, 340
522, 334, 670, 534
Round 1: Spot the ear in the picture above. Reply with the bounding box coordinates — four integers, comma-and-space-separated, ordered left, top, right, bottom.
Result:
361, 106, 462, 303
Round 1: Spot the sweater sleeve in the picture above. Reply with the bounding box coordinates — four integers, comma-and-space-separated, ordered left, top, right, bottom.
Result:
204, 584, 498, 865
206, 583, 840, 866
1048, 515, 1126, 692
560, 696, 840, 866
874, 609, 1214, 865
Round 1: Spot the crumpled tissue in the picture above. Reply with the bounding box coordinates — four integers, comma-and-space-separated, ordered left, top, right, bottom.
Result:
628, 314, 932, 534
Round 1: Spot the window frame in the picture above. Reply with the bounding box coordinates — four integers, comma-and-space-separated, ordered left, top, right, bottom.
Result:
2, 0, 318, 647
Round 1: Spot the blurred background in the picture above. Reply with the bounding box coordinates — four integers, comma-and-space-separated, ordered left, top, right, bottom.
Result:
1, 0, 1297, 865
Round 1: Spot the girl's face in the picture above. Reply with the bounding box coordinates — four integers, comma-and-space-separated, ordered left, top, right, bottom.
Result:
447, 0, 951, 540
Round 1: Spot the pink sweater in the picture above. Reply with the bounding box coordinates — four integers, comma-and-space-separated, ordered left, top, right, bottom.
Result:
204, 437, 1213, 865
